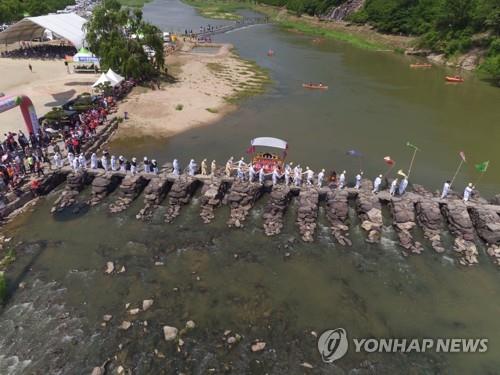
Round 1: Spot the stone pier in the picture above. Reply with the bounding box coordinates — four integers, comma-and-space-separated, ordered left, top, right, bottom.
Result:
225, 180, 264, 228
390, 198, 422, 255
415, 198, 445, 253
88, 173, 123, 206
441, 201, 479, 266
199, 179, 228, 224
109, 175, 150, 214
51, 171, 93, 213
325, 190, 351, 246
296, 188, 319, 242
468, 206, 500, 265
164, 177, 201, 223
263, 185, 292, 236
136, 177, 171, 221
356, 181, 383, 243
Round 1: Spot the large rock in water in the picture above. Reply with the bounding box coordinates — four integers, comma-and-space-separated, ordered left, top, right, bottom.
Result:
296, 188, 319, 242
325, 189, 351, 246
136, 177, 170, 221
415, 198, 444, 252
263, 185, 291, 236
165, 177, 200, 223
163, 326, 178, 341
226, 181, 264, 228
109, 175, 149, 213
200, 179, 228, 224
390, 198, 422, 254
356, 182, 383, 243
441, 200, 479, 266
468, 205, 500, 266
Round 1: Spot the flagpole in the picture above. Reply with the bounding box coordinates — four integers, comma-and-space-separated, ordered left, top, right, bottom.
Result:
407, 148, 418, 178
450, 159, 464, 187
474, 171, 486, 187
384, 163, 396, 178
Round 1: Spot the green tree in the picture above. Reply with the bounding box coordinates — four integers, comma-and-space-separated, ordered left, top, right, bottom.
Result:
84, 0, 164, 80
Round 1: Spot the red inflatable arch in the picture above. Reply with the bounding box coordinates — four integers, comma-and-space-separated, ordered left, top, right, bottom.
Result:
0, 94, 40, 134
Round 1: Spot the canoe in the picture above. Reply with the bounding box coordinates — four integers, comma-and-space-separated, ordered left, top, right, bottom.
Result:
410, 63, 432, 68
302, 83, 328, 90
445, 76, 464, 83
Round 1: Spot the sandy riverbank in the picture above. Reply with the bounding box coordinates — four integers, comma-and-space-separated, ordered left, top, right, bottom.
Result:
0, 58, 97, 134
114, 42, 270, 138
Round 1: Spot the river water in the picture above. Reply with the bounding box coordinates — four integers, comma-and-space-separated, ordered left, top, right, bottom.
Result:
1, 0, 500, 374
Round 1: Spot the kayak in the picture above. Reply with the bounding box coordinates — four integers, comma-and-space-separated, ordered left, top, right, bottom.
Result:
302, 83, 328, 90
410, 63, 432, 68
445, 76, 464, 83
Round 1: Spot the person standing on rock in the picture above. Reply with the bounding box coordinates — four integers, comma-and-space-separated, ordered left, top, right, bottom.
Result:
389, 178, 398, 196
463, 183, 474, 202
225, 157, 233, 177
143, 157, 151, 173
53, 152, 61, 169
398, 177, 409, 195
210, 160, 216, 176
90, 153, 98, 169
272, 166, 281, 185
339, 170, 346, 189
101, 154, 109, 171
248, 163, 256, 182
355, 172, 363, 189
173, 159, 180, 176
303, 167, 314, 186
119, 156, 126, 172
110, 155, 117, 171
72, 156, 79, 172
373, 174, 382, 194
78, 153, 87, 169
317, 168, 325, 188
237, 165, 245, 181
67, 152, 74, 168
294, 165, 302, 186
130, 157, 138, 175
284, 164, 291, 186
259, 166, 266, 184
152, 159, 159, 174
441, 180, 451, 199
201, 159, 208, 175
237, 157, 247, 170
188, 159, 197, 176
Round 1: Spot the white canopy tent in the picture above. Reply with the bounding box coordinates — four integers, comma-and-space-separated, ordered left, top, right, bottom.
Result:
92, 73, 116, 88
106, 69, 124, 85
251, 137, 288, 150
0, 13, 87, 49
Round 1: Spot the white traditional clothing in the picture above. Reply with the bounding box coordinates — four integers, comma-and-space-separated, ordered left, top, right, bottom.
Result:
390, 179, 398, 196
441, 182, 451, 199
110, 155, 117, 171
317, 170, 325, 188
173, 159, 180, 176
339, 172, 346, 189
373, 176, 382, 193
90, 153, 98, 169
463, 185, 474, 202
398, 178, 408, 195
101, 155, 108, 171
355, 174, 362, 189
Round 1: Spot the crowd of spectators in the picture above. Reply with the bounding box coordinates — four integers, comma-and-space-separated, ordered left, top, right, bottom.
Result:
0, 43, 77, 60
0, 95, 115, 196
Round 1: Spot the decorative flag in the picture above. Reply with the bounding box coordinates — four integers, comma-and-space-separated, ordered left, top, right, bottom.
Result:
246, 145, 255, 154
459, 151, 466, 162
384, 156, 395, 166
397, 169, 407, 178
346, 150, 363, 157
406, 141, 419, 150
475, 161, 489, 173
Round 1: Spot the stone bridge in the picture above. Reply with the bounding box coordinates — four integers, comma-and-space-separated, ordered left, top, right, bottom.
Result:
46, 166, 500, 267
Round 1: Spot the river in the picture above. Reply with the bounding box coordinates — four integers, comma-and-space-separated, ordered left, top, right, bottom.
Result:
1, 0, 500, 374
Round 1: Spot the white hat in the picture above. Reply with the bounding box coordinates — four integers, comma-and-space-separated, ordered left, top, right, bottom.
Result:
144, 156, 148, 160
379, 174, 383, 178
132, 157, 137, 162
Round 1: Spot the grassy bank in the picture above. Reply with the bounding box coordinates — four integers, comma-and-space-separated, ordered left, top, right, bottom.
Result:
182, 0, 408, 51
182, 0, 251, 20
118, 0, 152, 7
